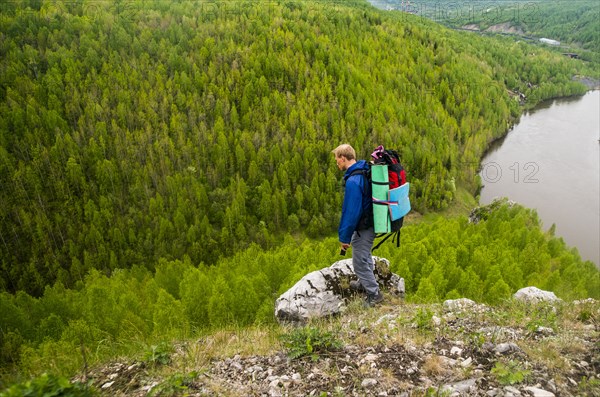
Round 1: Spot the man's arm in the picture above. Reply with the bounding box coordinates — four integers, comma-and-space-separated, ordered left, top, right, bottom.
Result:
338, 176, 363, 244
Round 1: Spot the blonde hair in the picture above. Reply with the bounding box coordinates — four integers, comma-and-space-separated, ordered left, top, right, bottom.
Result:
332, 144, 356, 160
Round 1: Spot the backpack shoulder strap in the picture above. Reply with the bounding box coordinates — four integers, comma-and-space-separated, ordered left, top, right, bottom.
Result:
346, 168, 370, 195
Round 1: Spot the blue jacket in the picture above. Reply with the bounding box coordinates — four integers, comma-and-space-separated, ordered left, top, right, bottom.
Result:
339, 160, 372, 244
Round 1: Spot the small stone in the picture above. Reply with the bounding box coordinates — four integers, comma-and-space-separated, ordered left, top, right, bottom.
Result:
272, 354, 283, 364
269, 387, 283, 397
504, 386, 520, 395
439, 356, 457, 367
231, 361, 243, 371
494, 342, 520, 354
375, 314, 396, 326
574, 298, 597, 305
524, 386, 555, 397
450, 378, 477, 393
482, 342, 495, 351
361, 378, 378, 388
397, 277, 406, 296
254, 365, 264, 372
450, 346, 463, 356
101, 381, 115, 389
460, 357, 473, 367
143, 382, 159, 392
536, 326, 554, 335
364, 353, 379, 362
568, 377, 577, 386
291, 373, 302, 382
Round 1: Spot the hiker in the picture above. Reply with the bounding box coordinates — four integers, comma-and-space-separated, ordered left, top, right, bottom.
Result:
332, 144, 384, 307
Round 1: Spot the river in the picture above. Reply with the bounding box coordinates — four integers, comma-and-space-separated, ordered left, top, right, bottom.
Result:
479, 90, 600, 266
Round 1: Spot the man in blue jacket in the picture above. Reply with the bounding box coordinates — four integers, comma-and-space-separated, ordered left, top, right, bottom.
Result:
332, 144, 384, 307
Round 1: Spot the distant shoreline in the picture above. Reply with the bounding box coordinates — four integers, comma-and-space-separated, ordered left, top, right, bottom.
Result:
574, 76, 600, 90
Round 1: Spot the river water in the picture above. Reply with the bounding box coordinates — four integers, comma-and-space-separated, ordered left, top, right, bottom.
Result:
479, 90, 600, 266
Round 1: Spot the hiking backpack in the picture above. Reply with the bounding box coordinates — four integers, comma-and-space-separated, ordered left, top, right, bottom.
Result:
369, 145, 409, 251
347, 145, 410, 251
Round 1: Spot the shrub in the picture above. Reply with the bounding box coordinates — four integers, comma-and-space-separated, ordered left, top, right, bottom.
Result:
0, 373, 94, 397
143, 342, 172, 367
280, 327, 343, 361
413, 307, 435, 330
491, 360, 531, 385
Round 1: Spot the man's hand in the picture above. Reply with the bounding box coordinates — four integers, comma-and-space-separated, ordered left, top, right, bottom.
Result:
340, 243, 351, 256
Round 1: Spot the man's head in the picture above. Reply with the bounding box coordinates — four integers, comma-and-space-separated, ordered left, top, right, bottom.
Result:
332, 144, 356, 171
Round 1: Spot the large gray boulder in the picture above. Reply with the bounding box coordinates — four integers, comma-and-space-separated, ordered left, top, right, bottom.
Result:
513, 287, 561, 303
274, 257, 403, 323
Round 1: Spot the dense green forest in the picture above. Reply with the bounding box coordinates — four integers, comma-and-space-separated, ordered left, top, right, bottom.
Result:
0, 0, 591, 297
1, 200, 598, 383
372, 0, 600, 61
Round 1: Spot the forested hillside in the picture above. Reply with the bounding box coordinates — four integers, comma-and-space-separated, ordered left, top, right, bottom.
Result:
372, 0, 600, 61
0, 0, 590, 296
2, 200, 598, 383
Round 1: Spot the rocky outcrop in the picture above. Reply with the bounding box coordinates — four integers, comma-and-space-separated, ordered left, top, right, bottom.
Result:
469, 198, 517, 224
274, 257, 404, 323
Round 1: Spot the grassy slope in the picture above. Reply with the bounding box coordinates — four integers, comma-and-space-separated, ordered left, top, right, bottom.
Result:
75, 296, 600, 396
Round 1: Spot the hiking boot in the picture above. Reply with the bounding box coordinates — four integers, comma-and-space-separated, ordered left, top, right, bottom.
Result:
364, 291, 384, 307
349, 280, 366, 293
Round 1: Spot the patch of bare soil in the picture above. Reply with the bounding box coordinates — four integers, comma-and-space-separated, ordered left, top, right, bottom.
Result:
485, 22, 525, 35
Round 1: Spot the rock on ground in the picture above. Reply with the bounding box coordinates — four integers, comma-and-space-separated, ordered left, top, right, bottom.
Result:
274, 257, 402, 323
513, 287, 561, 304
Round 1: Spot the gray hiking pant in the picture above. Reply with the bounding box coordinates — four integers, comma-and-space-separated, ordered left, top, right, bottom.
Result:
351, 227, 378, 296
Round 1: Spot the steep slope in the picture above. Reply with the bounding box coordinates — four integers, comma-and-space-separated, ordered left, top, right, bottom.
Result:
0, 0, 589, 296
